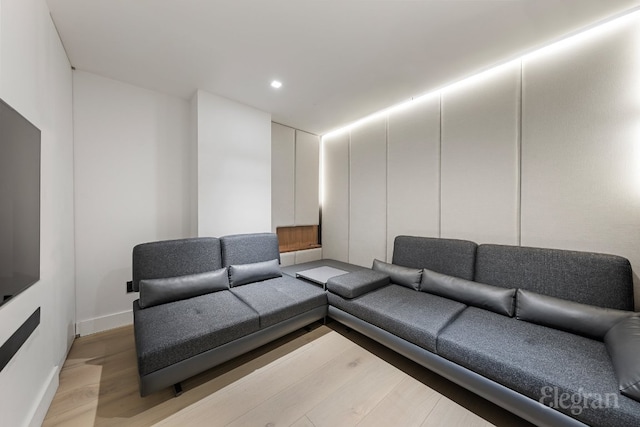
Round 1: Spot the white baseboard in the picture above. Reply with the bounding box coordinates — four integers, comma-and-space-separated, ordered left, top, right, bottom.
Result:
76, 310, 133, 336
28, 365, 60, 427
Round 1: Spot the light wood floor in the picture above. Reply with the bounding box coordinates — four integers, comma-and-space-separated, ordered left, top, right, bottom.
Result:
43, 321, 532, 427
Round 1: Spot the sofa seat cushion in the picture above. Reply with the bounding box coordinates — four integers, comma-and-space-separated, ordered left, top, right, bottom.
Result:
133, 291, 259, 376
437, 307, 640, 426
230, 275, 327, 328
328, 284, 466, 352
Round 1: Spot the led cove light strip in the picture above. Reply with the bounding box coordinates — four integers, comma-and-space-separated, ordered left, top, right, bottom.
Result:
321, 7, 640, 140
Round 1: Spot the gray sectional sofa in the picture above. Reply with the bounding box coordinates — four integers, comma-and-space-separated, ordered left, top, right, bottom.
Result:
131, 233, 326, 397
131, 232, 640, 427
324, 236, 640, 427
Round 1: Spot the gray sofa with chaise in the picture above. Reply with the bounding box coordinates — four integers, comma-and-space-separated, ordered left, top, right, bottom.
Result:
131, 233, 326, 397
325, 236, 640, 427
131, 232, 640, 426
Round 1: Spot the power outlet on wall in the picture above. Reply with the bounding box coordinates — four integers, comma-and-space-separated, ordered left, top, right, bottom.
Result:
126, 281, 134, 293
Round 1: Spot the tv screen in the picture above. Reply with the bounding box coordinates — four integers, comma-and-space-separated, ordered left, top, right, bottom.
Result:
0, 98, 41, 307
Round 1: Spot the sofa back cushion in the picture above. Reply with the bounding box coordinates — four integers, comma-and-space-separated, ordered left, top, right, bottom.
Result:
221, 233, 281, 267
475, 244, 634, 310
132, 237, 222, 292
372, 259, 421, 290
138, 268, 229, 308
516, 289, 635, 340
421, 268, 516, 316
392, 236, 477, 281
228, 259, 282, 287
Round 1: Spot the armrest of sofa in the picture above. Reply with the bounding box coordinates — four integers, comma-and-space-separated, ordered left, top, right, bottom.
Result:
327, 270, 390, 299
605, 315, 640, 402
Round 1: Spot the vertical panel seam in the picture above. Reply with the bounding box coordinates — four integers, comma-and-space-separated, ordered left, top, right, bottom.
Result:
517, 60, 523, 247
438, 93, 443, 238
293, 129, 297, 226
347, 131, 351, 263
385, 115, 389, 262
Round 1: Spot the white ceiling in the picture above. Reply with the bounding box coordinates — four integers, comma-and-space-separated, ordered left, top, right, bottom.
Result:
47, 0, 640, 135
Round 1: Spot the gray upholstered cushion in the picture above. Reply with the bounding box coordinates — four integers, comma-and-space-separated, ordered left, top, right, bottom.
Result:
230, 275, 327, 328
133, 291, 259, 376
392, 235, 477, 280
328, 284, 466, 352
228, 259, 281, 287
372, 259, 421, 290
516, 289, 635, 340
327, 269, 390, 299
605, 316, 640, 402
132, 237, 222, 292
475, 244, 634, 310
421, 268, 515, 317
139, 268, 229, 308
220, 233, 280, 266
437, 307, 640, 427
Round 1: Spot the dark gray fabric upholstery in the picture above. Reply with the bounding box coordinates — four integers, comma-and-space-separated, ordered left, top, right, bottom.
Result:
139, 268, 229, 308
392, 235, 477, 280
372, 259, 421, 290
438, 307, 640, 426
133, 291, 259, 376
328, 284, 466, 352
421, 268, 515, 317
221, 233, 280, 266
228, 259, 281, 287
230, 275, 327, 328
605, 316, 640, 402
516, 289, 635, 340
475, 244, 634, 310
132, 237, 222, 292
327, 269, 390, 299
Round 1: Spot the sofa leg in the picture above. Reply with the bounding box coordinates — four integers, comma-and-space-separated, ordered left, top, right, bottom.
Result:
173, 382, 183, 397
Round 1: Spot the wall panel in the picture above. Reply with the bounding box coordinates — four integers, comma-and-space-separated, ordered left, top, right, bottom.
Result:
295, 130, 320, 226
441, 62, 521, 245
387, 95, 441, 260
349, 118, 387, 266
521, 14, 640, 301
321, 133, 350, 261
271, 123, 295, 231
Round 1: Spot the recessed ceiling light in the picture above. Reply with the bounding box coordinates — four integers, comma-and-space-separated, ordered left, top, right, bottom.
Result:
271, 80, 282, 89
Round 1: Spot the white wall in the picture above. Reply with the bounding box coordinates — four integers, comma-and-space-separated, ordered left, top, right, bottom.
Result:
520, 14, 640, 297
387, 95, 441, 260
322, 132, 350, 262
440, 62, 521, 245
73, 71, 192, 335
0, 0, 75, 426
294, 129, 320, 226
322, 12, 640, 302
196, 90, 271, 237
271, 122, 295, 231
349, 117, 387, 267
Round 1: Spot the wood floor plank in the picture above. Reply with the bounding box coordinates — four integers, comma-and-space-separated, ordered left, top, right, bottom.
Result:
306, 355, 405, 427
225, 345, 379, 427
356, 376, 442, 427
421, 397, 495, 427
152, 331, 356, 427
290, 415, 317, 427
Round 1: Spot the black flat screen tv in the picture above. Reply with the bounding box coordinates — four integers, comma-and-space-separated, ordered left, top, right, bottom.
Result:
0, 98, 41, 307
